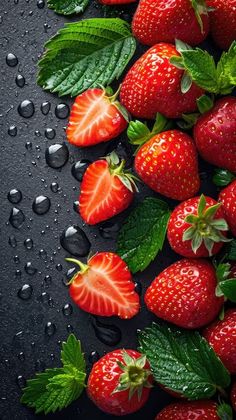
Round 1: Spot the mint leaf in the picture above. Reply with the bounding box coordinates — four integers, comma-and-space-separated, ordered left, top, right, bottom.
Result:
117, 197, 170, 273
47, 0, 89, 15
38, 18, 136, 97
21, 335, 86, 414
138, 322, 230, 399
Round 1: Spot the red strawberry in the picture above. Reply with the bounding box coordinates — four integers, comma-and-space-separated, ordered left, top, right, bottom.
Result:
120, 43, 204, 119
219, 180, 236, 237
145, 258, 223, 329
67, 252, 140, 319
203, 309, 236, 374
167, 194, 229, 258
87, 349, 153, 416
155, 401, 220, 419
207, 0, 236, 49
66, 88, 128, 147
231, 381, 236, 411
134, 129, 200, 201
99, 0, 136, 3
132, 0, 209, 47
79, 153, 137, 225
194, 97, 236, 173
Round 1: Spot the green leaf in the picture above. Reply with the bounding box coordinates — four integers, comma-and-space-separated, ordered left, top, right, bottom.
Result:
138, 322, 230, 400
21, 335, 86, 414
217, 403, 233, 420
127, 120, 151, 145
38, 18, 136, 97
218, 279, 236, 303
225, 239, 236, 260
197, 94, 214, 114
217, 41, 236, 94
47, 0, 89, 15
213, 169, 235, 187
117, 197, 171, 273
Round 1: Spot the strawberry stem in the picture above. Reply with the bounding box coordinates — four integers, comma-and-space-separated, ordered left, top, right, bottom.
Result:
65, 258, 89, 274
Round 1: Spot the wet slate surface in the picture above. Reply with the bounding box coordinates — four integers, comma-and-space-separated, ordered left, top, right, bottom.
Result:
0, 1, 226, 419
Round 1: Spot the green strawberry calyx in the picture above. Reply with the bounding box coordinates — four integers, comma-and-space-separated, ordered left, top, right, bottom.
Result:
190, 0, 208, 34
104, 85, 130, 123
106, 151, 140, 192
177, 94, 214, 130
213, 169, 236, 187
112, 351, 152, 401
182, 195, 230, 256
215, 262, 236, 303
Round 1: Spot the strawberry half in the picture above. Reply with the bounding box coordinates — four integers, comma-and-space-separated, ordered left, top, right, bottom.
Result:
79, 153, 137, 225
67, 252, 140, 319
67, 88, 128, 147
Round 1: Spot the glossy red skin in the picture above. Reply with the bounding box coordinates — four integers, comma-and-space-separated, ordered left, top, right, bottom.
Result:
219, 180, 236, 237
120, 43, 204, 119
87, 349, 153, 416
203, 309, 236, 374
231, 381, 236, 411
79, 160, 134, 225
167, 196, 226, 258
134, 130, 200, 200
132, 0, 209, 47
145, 259, 223, 329
69, 252, 140, 319
207, 0, 236, 49
155, 401, 219, 419
67, 88, 127, 147
194, 97, 236, 172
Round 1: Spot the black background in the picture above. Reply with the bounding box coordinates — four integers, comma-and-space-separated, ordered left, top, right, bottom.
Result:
0, 1, 227, 419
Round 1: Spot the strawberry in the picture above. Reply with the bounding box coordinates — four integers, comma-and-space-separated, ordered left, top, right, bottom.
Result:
206, 0, 236, 50
167, 194, 229, 257
231, 381, 236, 411
203, 309, 236, 374
66, 88, 128, 147
87, 349, 153, 416
79, 153, 137, 225
145, 258, 223, 329
120, 43, 204, 119
67, 252, 140, 319
132, 0, 209, 47
155, 401, 220, 419
194, 97, 236, 173
219, 180, 236, 237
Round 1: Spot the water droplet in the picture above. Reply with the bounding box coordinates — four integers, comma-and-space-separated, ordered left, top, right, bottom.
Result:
9, 235, 17, 248
43, 275, 52, 287
56, 263, 62, 272
71, 160, 91, 182
7, 188, 22, 204
15, 269, 21, 277
24, 238, 33, 250
18, 100, 35, 118
41, 101, 50, 115
18, 351, 25, 361
25, 141, 32, 150
62, 303, 73, 316
32, 195, 51, 215
50, 182, 59, 193
73, 200, 79, 214
9, 207, 25, 228
55, 103, 70, 119
99, 222, 119, 240
91, 317, 122, 346
60, 225, 91, 257
37, 0, 45, 8
16, 375, 26, 389
39, 249, 47, 259
45, 127, 56, 139
67, 324, 73, 333
45, 321, 56, 336
45, 143, 69, 169
14, 255, 20, 263
134, 281, 142, 296
88, 350, 100, 364
17, 284, 33, 300
15, 74, 25, 88
6, 53, 18, 67
8, 125, 17, 137
25, 262, 37, 275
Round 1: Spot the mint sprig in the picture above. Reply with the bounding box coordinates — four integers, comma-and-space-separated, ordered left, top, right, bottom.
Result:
37, 18, 136, 97
117, 197, 171, 273
21, 334, 86, 414
138, 322, 230, 400
47, 0, 89, 15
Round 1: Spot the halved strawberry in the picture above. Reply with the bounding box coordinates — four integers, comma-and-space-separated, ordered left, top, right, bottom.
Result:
67, 88, 128, 147
66, 252, 140, 319
79, 153, 137, 225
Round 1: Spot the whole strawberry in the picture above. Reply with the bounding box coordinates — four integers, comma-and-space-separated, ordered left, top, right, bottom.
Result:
203, 309, 236, 374
120, 43, 204, 119
155, 401, 220, 419
132, 0, 209, 47
167, 194, 229, 257
231, 381, 236, 411
87, 349, 153, 416
145, 259, 223, 329
194, 97, 236, 173
219, 180, 236, 237
207, 0, 236, 49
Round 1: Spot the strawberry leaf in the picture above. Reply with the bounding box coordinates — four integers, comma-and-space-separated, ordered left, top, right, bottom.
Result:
213, 169, 235, 187
138, 322, 231, 400
217, 403, 233, 420
47, 0, 89, 15
38, 18, 136, 97
117, 197, 171, 273
218, 279, 236, 303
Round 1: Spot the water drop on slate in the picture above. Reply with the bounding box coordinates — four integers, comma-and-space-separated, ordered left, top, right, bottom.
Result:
6, 53, 18, 67
7, 188, 22, 204
45, 128, 55, 139
24, 238, 33, 250
9, 235, 17, 248
32, 195, 50, 215
45, 143, 69, 169
15, 74, 25, 88
71, 160, 91, 182
37, 0, 45, 8
17, 284, 33, 300
25, 262, 37, 275
18, 100, 35, 118
91, 317, 122, 346
9, 207, 25, 228
41, 101, 50, 115
45, 322, 56, 336
62, 303, 73, 316
88, 350, 100, 365
60, 225, 91, 257
134, 281, 142, 296
16, 375, 26, 389
50, 182, 59, 193
55, 103, 70, 119
8, 125, 17, 137
99, 222, 119, 240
